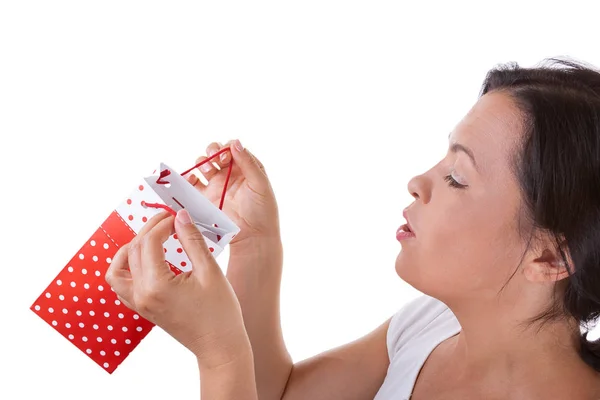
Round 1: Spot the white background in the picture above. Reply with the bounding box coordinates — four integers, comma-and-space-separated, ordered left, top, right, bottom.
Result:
2, 1, 599, 398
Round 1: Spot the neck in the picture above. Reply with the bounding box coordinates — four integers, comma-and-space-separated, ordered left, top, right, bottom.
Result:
444, 296, 588, 386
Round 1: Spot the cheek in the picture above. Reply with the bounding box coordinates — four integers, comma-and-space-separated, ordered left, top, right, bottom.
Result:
395, 211, 463, 292
395, 210, 514, 299
395, 224, 471, 294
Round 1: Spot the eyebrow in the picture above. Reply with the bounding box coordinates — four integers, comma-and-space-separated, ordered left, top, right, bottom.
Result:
448, 132, 479, 172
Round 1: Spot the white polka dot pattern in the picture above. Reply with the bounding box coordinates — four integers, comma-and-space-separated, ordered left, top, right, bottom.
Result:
30, 163, 240, 374
114, 178, 229, 273
30, 224, 153, 373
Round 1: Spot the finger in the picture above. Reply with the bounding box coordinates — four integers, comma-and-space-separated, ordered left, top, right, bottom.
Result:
218, 140, 236, 167
138, 210, 172, 237
116, 293, 136, 311
186, 171, 205, 190
194, 155, 218, 180
206, 141, 230, 169
105, 243, 134, 304
229, 140, 269, 188
127, 211, 171, 284
247, 148, 266, 174
127, 235, 144, 290
174, 209, 220, 279
140, 215, 177, 283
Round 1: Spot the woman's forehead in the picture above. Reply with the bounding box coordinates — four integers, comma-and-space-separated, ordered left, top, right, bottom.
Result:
451, 92, 523, 174
457, 92, 521, 140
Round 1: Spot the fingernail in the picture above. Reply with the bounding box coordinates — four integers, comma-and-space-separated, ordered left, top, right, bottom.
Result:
201, 162, 212, 173
220, 152, 228, 162
234, 139, 243, 151
177, 209, 192, 225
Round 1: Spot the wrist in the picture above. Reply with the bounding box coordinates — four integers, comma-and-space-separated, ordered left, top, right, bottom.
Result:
197, 342, 258, 400
196, 336, 254, 372
229, 236, 283, 262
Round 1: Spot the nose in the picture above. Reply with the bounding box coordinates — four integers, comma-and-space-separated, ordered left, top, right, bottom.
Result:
407, 173, 430, 203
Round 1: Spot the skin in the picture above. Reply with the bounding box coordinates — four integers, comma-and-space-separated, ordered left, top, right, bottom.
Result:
107, 92, 600, 399
397, 90, 600, 399
106, 207, 258, 399
106, 140, 282, 400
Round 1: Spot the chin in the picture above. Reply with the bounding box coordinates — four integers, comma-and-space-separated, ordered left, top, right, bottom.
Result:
395, 250, 416, 283
395, 251, 433, 295
395, 253, 458, 306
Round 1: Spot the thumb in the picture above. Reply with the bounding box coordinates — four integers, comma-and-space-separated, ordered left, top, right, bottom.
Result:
174, 209, 220, 277
229, 140, 268, 187
105, 243, 135, 305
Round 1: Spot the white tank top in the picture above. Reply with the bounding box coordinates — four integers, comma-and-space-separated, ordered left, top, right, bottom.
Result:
373, 294, 462, 400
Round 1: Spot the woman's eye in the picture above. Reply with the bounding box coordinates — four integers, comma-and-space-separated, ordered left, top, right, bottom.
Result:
444, 174, 468, 189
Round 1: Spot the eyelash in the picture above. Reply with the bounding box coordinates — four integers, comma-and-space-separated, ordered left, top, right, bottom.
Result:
444, 174, 468, 189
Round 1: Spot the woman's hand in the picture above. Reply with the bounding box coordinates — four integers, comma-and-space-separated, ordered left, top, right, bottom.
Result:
184, 141, 287, 398
185, 140, 282, 255
105, 210, 251, 369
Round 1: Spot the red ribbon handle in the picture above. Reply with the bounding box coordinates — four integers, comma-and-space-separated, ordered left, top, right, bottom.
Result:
146, 147, 234, 215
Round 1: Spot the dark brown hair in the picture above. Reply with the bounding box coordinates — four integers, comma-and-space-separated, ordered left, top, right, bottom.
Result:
481, 57, 600, 371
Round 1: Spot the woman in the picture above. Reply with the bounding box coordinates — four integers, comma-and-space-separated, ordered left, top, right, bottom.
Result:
106, 57, 600, 399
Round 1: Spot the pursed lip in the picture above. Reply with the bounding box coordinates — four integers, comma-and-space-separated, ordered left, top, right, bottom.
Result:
402, 209, 415, 235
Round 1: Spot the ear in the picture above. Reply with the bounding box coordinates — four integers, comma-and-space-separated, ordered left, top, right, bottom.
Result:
524, 242, 573, 283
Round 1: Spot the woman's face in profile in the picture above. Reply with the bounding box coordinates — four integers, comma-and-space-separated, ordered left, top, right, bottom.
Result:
396, 91, 532, 304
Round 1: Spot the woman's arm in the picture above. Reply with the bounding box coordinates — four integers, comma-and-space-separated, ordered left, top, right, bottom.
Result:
105, 210, 260, 400
198, 346, 258, 400
280, 318, 390, 400
226, 238, 291, 399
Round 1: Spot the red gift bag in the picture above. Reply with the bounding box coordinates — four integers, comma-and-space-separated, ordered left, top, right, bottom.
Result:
30, 149, 238, 373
